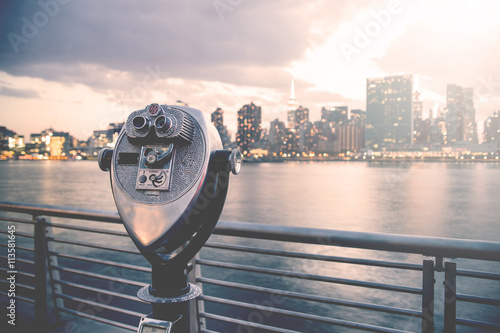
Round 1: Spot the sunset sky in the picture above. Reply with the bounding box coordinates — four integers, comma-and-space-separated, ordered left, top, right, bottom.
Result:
1, 0, 499, 140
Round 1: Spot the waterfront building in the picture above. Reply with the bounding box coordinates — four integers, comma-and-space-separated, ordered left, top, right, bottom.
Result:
0, 126, 23, 151
349, 109, 366, 151
298, 121, 314, 153
283, 128, 299, 155
211, 108, 231, 148
483, 111, 500, 151
26, 129, 74, 158
87, 123, 123, 156
350, 109, 366, 124
295, 106, 310, 127
321, 106, 348, 124
446, 84, 477, 144
236, 102, 262, 154
413, 75, 423, 121
413, 119, 430, 146
413, 90, 423, 121
268, 119, 286, 154
428, 117, 448, 146
412, 85, 426, 146
313, 120, 335, 154
366, 75, 413, 149
335, 121, 365, 153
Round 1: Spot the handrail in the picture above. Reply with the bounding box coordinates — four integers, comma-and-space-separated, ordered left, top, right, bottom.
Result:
1, 200, 500, 332
214, 221, 500, 262
0, 201, 121, 223
1, 200, 500, 262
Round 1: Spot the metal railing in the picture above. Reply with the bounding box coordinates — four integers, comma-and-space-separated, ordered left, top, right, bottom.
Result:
0, 200, 499, 332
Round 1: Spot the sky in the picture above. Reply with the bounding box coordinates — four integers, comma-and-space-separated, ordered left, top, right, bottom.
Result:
1, 0, 500, 141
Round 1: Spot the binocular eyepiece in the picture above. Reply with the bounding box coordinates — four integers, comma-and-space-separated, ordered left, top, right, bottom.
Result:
131, 114, 174, 134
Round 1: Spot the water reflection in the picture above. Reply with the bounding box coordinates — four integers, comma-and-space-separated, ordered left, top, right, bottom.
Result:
1, 160, 499, 331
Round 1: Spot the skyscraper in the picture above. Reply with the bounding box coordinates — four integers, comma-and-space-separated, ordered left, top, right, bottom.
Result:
236, 102, 262, 153
295, 106, 309, 126
446, 84, 477, 144
268, 118, 286, 154
413, 90, 423, 121
349, 109, 366, 151
366, 75, 413, 149
321, 106, 348, 124
413, 75, 423, 121
413, 85, 425, 145
483, 111, 499, 145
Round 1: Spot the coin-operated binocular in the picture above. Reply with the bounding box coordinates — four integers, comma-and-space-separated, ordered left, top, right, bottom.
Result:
99, 103, 241, 332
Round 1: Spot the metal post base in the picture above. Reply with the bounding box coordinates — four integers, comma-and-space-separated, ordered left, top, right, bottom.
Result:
137, 282, 201, 332
137, 283, 202, 305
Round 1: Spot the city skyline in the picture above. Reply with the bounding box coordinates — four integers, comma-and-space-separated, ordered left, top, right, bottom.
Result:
1, 75, 494, 144
1, 1, 500, 140
1, 85, 499, 160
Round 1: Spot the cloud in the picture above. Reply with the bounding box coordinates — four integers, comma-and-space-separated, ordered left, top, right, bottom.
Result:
0, 86, 40, 98
380, 3, 499, 75
372, 1, 500, 121
2, 0, 499, 139
0, 0, 362, 89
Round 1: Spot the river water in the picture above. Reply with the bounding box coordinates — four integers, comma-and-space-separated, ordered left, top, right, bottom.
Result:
1, 160, 499, 240
0, 160, 499, 332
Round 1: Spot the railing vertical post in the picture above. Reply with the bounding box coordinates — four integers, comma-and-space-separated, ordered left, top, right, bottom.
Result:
444, 261, 457, 333
190, 255, 204, 333
45, 218, 64, 319
422, 259, 435, 333
34, 216, 48, 328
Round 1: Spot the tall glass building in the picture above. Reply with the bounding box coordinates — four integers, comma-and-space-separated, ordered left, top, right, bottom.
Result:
446, 84, 477, 144
236, 102, 262, 154
366, 75, 413, 149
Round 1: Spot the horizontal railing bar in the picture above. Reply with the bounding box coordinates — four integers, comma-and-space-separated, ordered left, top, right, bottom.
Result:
204, 242, 422, 271
456, 317, 500, 330
2, 201, 499, 261
0, 201, 122, 224
0, 216, 34, 224
53, 279, 140, 303
0, 279, 35, 291
197, 277, 421, 317
55, 292, 145, 318
58, 307, 137, 331
47, 236, 140, 255
0, 243, 34, 252
456, 268, 500, 281
457, 293, 500, 306
200, 296, 412, 333
197, 259, 421, 295
49, 251, 150, 273
0, 229, 33, 238
200, 312, 300, 333
51, 265, 146, 287
46, 221, 129, 237
0, 267, 35, 279
214, 221, 500, 262
0, 290, 35, 303
0, 255, 35, 266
